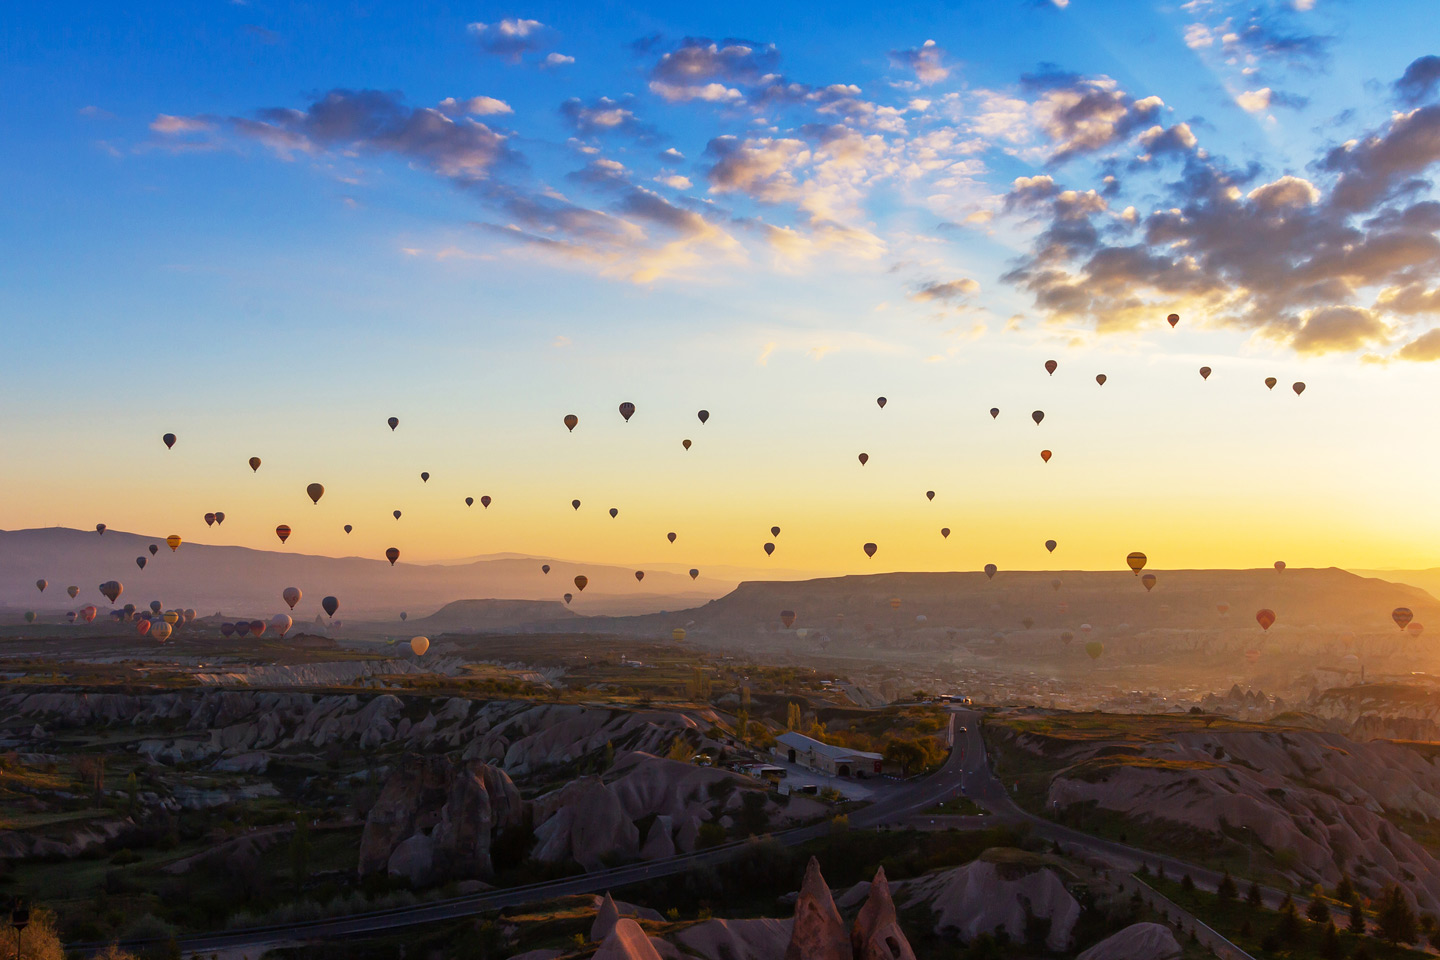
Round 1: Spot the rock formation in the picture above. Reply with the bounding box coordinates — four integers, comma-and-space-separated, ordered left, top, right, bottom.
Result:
593, 918, 664, 960
592, 892, 622, 942
674, 918, 792, 960
901, 851, 1079, 951
785, 857, 853, 960
851, 868, 916, 960
1076, 922, 1181, 960
358, 754, 523, 884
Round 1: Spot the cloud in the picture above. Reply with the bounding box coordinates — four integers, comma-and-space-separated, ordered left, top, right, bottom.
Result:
468, 19, 547, 62
544, 53, 575, 67
756, 341, 777, 365
910, 278, 980, 303
1290, 305, 1390, 354
1396, 55, 1440, 105
1013, 71, 1166, 163
1236, 88, 1273, 112
1322, 104, 1440, 212
560, 96, 654, 139
889, 40, 949, 85
150, 114, 214, 134
655, 173, 692, 189
1221, 15, 1331, 68
438, 96, 513, 117
1396, 328, 1440, 361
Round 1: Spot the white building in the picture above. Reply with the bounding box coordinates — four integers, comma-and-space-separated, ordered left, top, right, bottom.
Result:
774, 731, 883, 778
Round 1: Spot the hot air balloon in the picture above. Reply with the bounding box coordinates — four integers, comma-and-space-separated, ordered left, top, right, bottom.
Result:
876, 397, 887, 409
1051, 578, 1062, 591
388, 417, 399, 431
634, 570, 644, 582
233, 620, 251, 638
889, 598, 902, 610
1096, 374, 1107, 385
420, 472, 429, 483
136, 557, 146, 570
151, 622, 172, 642
283, 587, 301, 610
1293, 382, 1306, 396
247, 619, 265, 637
672, 627, 687, 641
399, 612, 407, 621
1060, 631, 1073, 643
1199, 367, 1211, 380
137, 619, 151, 636
1040, 449, 1052, 463
80, 605, 97, 623
1245, 649, 1260, 664
1393, 607, 1414, 630
24, 612, 35, 624
574, 575, 588, 592
619, 402, 636, 422
682, 439, 691, 450
989, 408, 999, 419
276, 525, 291, 544
564, 593, 573, 604
1021, 616, 1034, 629
322, 596, 339, 617
393, 510, 402, 520
215, 512, 225, 524
249, 456, 261, 472
771, 526, 782, 538
1265, 377, 1277, 390
689, 569, 699, 580
864, 543, 878, 558
1256, 609, 1276, 631
542, 564, 551, 574
386, 548, 400, 566
764, 542, 776, 556
1274, 561, 1286, 572
149, 601, 162, 614
1044, 360, 1057, 375
609, 508, 619, 518
1408, 622, 1425, 638
564, 414, 578, 432
1085, 641, 1104, 660
781, 610, 796, 628
32, 579, 47, 595
1142, 574, 1157, 592
148, 544, 159, 556
65, 611, 76, 624
306, 483, 325, 505
572, 500, 581, 511
162, 610, 179, 626
67, 586, 79, 599
100, 581, 122, 603
166, 535, 182, 552
221, 622, 235, 637
1167, 313, 1179, 328
668, 532, 677, 543
1032, 411, 1044, 425
270, 614, 292, 638
1126, 552, 1147, 574
464, 497, 474, 507
481, 496, 491, 508
940, 527, 950, 538
204, 513, 216, 527
984, 563, 997, 579
344, 524, 353, 534
697, 410, 710, 424
96, 524, 106, 535
1045, 540, 1057, 553
410, 636, 429, 656
162, 433, 176, 449
858, 453, 869, 465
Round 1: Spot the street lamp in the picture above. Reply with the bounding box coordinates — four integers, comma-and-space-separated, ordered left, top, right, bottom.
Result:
11, 898, 29, 959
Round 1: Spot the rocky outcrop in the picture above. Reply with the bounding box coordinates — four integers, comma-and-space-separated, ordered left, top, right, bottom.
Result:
674, 919, 792, 960
1076, 922, 1180, 960
851, 868, 915, 960
901, 851, 1078, 951
786, 857, 852, 960
358, 754, 522, 884
592, 893, 622, 942
531, 776, 639, 869
594, 919, 664, 960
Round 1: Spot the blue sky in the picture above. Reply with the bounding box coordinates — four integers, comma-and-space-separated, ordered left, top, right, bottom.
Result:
5, 1, 1440, 573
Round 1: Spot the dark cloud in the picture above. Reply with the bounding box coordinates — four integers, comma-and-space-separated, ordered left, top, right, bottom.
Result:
1396, 55, 1440, 105
1021, 73, 1166, 164
888, 40, 948, 85
910, 278, 979, 302
559, 96, 655, 140
651, 36, 780, 88
1223, 15, 1331, 68
1322, 104, 1440, 212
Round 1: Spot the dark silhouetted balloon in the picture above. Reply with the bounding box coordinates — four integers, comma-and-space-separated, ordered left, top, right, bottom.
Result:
1142, 573, 1157, 592
940, 528, 950, 538
1265, 377, 1277, 390
233, 621, 251, 638
136, 556, 146, 570
481, 496, 491, 508
67, 586, 79, 599
386, 547, 399, 565
399, 612, 407, 621
465, 497, 473, 507
215, 512, 224, 524
764, 542, 775, 556
388, 417, 398, 431
876, 397, 887, 409
148, 544, 158, 556
1041, 449, 1051, 463
276, 525, 291, 543
574, 575, 588, 591
1167, 313, 1179, 327
162, 433, 176, 449
572, 499, 581, 511
150, 601, 162, 614
542, 564, 550, 574
609, 508, 618, 518
771, 526, 781, 537
564, 593, 573, 604
393, 510, 402, 520
1096, 374, 1106, 385
420, 472, 429, 483
564, 414, 578, 432
1274, 560, 1286, 572
1127, 552, 1147, 574
249, 456, 261, 472
1199, 367, 1211, 380
689, 569, 699, 580
989, 408, 999, 419
307, 483, 324, 505
250, 619, 266, 638
1044, 360, 1057, 375
1045, 539, 1057, 553
682, 439, 691, 450
668, 532, 677, 543
100, 581, 122, 603
166, 535, 182, 552
1052, 578, 1062, 591
1292, 382, 1306, 396
205, 513, 216, 526
1032, 410, 1044, 425
35, 580, 46, 593
864, 542, 878, 558
984, 563, 997, 579
322, 596, 339, 617
781, 610, 795, 628
96, 524, 106, 535
858, 452, 869, 465
1256, 608, 1275, 631
344, 524, 352, 534
619, 402, 636, 422
634, 570, 644, 582
1394, 607, 1414, 630
697, 410, 709, 423
283, 587, 301, 610
926, 491, 934, 501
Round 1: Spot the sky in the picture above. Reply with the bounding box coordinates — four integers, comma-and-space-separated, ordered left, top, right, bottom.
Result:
4, 0, 1440, 576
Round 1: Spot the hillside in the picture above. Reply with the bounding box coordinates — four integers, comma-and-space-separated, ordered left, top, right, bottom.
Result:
0, 527, 733, 620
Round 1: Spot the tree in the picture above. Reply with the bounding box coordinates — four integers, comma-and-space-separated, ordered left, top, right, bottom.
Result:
1180, 873, 1195, 893
736, 710, 749, 741
1275, 895, 1304, 948
1335, 875, 1357, 904
1349, 899, 1365, 933
1319, 921, 1343, 960
1247, 881, 1264, 909
785, 702, 802, 731
0, 905, 66, 960
1375, 883, 1418, 945
1217, 871, 1238, 903
289, 813, 311, 894
883, 739, 925, 776
1308, 897, 1331, 924
666, 736, 693, 763
736, 791, 769, 837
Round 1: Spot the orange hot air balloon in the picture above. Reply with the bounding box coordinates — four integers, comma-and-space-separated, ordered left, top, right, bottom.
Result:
386, 547, 400, 565
1199, 366, 1211, 380
574, 575, 588, 592
984, 563, 997, 579
781, 610, 796, 628
307, 483, 324, 505
1393, 607, 1414, 630
858, 452, 869, 465
1126, 552, 1147, 574
609, 508, 619, 518
863, 542, 878, 558
672, 627, 687, 641
634, 570, 644, 582
764, 542, 776, 556
1040, 449, 1052, 463
689, 569, 699, 580
1045, 539, 1057, 553
393, 510, 402, 520
1274, 561, 1286, 572
876, 397, 887, 409
1408, 622, 1425, 638
542, 564, 550, 574
283, 587, 301, 609
940, 527, 950, 538
137, 619, 151, 636
387, 417, 399, 430
989, 407, 999, 419
571, 500, 581, 511
249, 456, 261, 472
771, 526, 781, 537
410, 636, 429, 656
1292, 381, 1306, 396
1096, 374, 1107, 385
1044, 360, 1057, 375
668, 532, 677, 543
564, 414, 578, 432
697, 410, 709, 423
1167, 313, 1179, 327
204, 512, 216, 526
481, 496, 491, 508
1256, 608, 1276, 631
80, 604, 97, 623
889, 598, 901, 610
618, 401, 636, 422
1032, 410, 1044, 425
1142, 574, 1156, 592
166, 535, 182, 552
1264, 377, 1277, 390
276, 525, 291, 543
682, 439, 691, 450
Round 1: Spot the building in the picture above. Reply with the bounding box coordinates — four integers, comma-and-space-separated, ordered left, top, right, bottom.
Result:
774, 731, 883, 777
